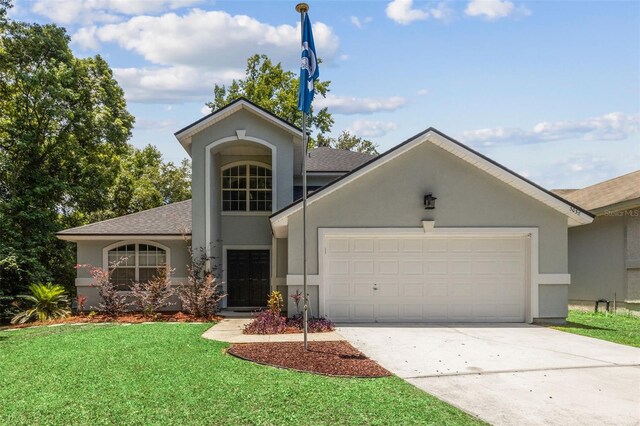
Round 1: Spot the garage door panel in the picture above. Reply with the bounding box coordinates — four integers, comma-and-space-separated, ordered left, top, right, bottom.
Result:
402, 282, 424, 297
353, 260, 374, 275
377, 260, 399, 274
324, 235, 526, 323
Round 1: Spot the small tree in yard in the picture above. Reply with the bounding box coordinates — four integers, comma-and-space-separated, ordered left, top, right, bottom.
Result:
178, 248, 225, 318
77, 261, 130, 317
130, 267, 175, 316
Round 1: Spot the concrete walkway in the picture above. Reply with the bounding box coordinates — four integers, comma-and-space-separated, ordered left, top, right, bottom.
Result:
202, 318, 345, 343
338, 323, 640, 426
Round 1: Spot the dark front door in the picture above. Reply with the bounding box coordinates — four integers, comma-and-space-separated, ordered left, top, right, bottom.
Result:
227, 250, 270, 307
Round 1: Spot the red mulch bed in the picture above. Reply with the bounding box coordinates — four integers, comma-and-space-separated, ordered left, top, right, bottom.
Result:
2, 312, 221, 329
227, 341, 391, 378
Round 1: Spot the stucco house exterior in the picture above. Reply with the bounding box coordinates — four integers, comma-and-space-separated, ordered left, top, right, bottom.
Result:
58, 98, 594, 324
554, 171, 640, 310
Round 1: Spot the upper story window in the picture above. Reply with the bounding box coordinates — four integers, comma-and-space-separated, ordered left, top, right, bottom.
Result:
222, 163, 272, 212
107, 243, 167, 290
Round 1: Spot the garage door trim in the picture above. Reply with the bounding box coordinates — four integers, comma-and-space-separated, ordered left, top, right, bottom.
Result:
318, 227, 539, 323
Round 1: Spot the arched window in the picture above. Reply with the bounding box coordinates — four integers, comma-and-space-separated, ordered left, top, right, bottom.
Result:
222, 163, 272, 212
106, 242, 168, 290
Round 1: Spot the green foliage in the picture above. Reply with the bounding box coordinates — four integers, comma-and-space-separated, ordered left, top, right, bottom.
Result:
553, 310, 640, 348
0, 324, 484, 425
90, 144, 191, 221
10, 282, 70, 324
206, 54, 334, 143
0, 20, 134, 297
317, 130, 379, 155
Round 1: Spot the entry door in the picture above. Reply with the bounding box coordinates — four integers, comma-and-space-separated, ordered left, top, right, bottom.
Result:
227, 250, 270, 307
324, 235, 526, 323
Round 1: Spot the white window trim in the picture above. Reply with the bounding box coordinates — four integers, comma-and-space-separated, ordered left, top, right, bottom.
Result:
221, 161, 272, 214
102, 240, 171, 287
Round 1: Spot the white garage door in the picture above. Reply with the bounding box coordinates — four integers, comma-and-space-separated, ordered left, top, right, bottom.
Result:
323, 234, 527, 323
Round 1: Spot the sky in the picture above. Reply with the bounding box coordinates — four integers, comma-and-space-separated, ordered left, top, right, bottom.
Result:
9, 0, 640, 189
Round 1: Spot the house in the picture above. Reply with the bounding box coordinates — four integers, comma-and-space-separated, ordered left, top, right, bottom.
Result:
554, 171, 640, 311
58, 98, 594, 324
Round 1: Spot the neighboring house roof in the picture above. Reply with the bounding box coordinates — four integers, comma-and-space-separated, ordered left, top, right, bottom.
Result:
552, 189, 578, 197
556, 170, 640, 214
174, 98, 302, 153
271, 127, 594, 236
57, 200, 192, 240
307, 147, 377, 172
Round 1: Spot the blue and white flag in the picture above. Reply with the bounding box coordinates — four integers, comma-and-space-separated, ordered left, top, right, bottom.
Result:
298, 13, 319, 115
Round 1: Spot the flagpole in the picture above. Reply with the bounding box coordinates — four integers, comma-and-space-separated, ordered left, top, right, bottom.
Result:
295, 2, 310, 352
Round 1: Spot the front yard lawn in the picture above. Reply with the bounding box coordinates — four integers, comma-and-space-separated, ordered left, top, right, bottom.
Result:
0, 323, 483, 425
553, 310, 640, 348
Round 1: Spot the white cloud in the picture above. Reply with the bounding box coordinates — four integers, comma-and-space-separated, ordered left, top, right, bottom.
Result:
386, 0, 428, 25
315, 95, 407, 115
416, 88, 429, 96
31, 0, 202, 25
113, 66, 244, 103
459, 112, 640, 146
74, 9, 339, 69
348, 120, 398, 138
386, 0, 452, 25
350, 16, 373, 29
200, 105, 211, 115
465, 0, 530, 20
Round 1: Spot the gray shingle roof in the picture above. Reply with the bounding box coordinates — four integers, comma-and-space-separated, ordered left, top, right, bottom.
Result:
306, 147, 376, 172
554, 170, 640, 212
57, 200, 192, 236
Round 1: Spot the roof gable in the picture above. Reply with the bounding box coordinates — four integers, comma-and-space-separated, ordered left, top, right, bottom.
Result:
174, 98, 302, 153
270, 128, 594, 236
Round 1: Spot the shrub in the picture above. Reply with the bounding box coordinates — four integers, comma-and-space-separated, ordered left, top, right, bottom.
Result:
287, 314, 335, 333
243, 310, 288, 335
11, 283, 71, 324
267, 290, 283, 315
290, 290, 303, 314
77, 261, 130, 317
178, 248, 225, 318
76, 295, 87, 314
130, 267, 175, 316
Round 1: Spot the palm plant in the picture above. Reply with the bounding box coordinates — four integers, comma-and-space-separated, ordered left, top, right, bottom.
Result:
11, 283, 71, 324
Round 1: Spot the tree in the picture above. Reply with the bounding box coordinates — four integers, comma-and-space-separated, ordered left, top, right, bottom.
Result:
317, 131, 379, 155
0, 20, 134, 298
91, 145, 191, 221
206, 54, 334, 142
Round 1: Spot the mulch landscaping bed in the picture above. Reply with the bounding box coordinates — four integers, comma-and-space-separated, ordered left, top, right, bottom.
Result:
227, 341, 391, 378
1, 312, 221, 330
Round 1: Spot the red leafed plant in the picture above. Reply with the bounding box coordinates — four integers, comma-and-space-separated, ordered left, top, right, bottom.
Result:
178, 247, 226, 318
76, 260, 130, 317
76, 295, 87, 314
130, 267, 175, 316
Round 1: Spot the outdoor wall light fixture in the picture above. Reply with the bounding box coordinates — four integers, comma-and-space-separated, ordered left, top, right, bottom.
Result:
424, 193, 437, 209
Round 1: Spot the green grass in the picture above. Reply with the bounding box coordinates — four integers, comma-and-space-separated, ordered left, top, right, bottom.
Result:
553, 310, 640, 348
0, 323, 483, 426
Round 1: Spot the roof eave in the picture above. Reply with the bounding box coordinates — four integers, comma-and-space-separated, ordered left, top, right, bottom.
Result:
269, 128, 593, 230
57, 233, 191, 242
174, 98, 302, 151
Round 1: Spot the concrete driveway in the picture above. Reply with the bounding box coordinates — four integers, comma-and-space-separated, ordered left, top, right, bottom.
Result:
338, 324, 640, 426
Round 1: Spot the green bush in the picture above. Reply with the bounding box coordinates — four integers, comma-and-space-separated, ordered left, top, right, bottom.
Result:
11, 283, 71, 324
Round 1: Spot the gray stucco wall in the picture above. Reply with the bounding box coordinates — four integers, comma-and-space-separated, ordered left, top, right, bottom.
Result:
568, 209, 640, 304
75, 238, 191, 311
285, 141, 569, 320
190, 108, 300, 259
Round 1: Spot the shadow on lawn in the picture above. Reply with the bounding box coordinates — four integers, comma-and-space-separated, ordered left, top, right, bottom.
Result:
562, 321, 613, 331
